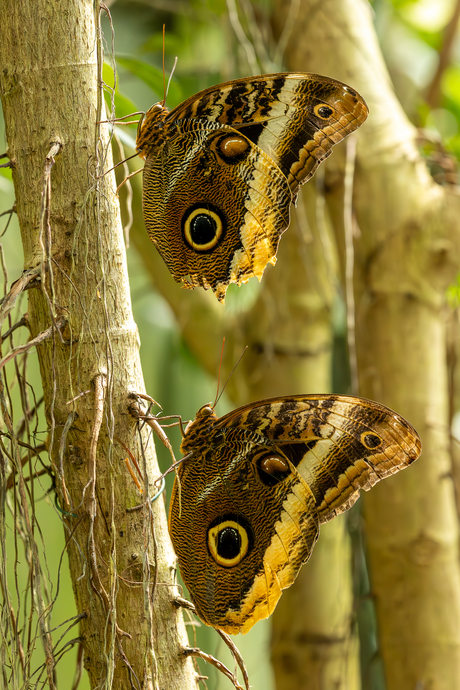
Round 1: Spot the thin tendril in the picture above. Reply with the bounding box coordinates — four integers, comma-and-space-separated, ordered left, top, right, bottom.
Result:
214, 346, 248, 409
213, 338, 226, 409
162, 25, 166, 105
166, 57, 178, 100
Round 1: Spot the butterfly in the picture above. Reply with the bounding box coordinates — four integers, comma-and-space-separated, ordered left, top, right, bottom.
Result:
168, 394, 421, 634
136, 73, 368, 303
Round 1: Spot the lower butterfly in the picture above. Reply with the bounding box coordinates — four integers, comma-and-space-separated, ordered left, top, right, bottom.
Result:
136, 73, 368, 303
168, 394, 421, 634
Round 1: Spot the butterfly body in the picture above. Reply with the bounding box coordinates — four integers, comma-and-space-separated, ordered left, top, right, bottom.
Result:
168, 395, 421, 635
137, 74, 368, 302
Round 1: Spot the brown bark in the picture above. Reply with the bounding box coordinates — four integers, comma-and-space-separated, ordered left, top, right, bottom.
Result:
0, 1, 196, 688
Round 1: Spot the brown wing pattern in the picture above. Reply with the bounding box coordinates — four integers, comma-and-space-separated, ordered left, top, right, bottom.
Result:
137, 74, 368, 302
168, 395, 421, 634
217, 394, 420, 521
169, 73, 368, 197
141, 122, 291, 302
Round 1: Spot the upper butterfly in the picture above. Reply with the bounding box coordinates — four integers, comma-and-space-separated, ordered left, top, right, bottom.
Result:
136, 73, 369, 303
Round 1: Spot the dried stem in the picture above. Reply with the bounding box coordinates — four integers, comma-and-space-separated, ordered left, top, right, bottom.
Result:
0, 268, 40, 331
215, 628, 250, 690
128, 396, 177, 466
184, 647, 246, 690
344, 136, 358, 395
0, 372, 57, 689
0, 313, 67, 372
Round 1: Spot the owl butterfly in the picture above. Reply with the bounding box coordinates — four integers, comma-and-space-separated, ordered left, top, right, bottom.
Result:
168, 394, 421, 635
136, 73, 368, 303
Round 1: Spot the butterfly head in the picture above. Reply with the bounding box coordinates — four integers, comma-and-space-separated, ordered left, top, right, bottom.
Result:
195, 403, 216, 420
180, 403, 219, 454
136, 102, 171, 158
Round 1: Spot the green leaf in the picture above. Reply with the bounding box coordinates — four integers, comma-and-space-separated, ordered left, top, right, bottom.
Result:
443, 66, 460, 105
0, 169, 13, 190
102, 61, 140, 125
447, 275, 460, 308
141, 32, 183, 55
116, 54, 183, 105
111, 91, 140, 122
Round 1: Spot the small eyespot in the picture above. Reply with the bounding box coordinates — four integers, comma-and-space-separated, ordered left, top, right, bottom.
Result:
208, 519, 249, 567
256, 453, 291, 486
314, 104, 334, 120
361, 432, 382, 450
218, 134, 249, 160
343, 86, 357, 98
183, 205, 224, 251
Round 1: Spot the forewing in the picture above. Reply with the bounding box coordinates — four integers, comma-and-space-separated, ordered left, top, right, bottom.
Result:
168, 73, 369, 196
217, 394, 421, 522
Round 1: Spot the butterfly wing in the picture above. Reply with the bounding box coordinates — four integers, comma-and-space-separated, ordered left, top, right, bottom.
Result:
168, 73, 369, 197
139, 74, 368, 303
142, 121, 291, 303
168, 395, 420, 634
170, 421, 320, 635
216, 394, 421, 522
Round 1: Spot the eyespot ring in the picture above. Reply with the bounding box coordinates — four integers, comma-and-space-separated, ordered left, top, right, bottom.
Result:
208, 518, 249, 567
313, 104, 334, 120
361, 431, 382, 450
182, 204, 225, 252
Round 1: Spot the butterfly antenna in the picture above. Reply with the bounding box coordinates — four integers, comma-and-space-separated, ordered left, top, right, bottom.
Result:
214, 345, 248, 409
212, 337, 226, 409
162, 24, 166, 106
166, 56, 178, 100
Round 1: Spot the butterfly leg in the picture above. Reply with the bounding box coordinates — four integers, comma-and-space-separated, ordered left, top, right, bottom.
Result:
128, 392, 177, 465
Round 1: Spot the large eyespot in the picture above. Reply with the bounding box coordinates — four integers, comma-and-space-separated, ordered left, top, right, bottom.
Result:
208, 517, 250, 567
216, 134, 250, 162
256, 452, 291, 486
182, 204, 225, 252
313, 104, 334, 120
361, 431, 382, 450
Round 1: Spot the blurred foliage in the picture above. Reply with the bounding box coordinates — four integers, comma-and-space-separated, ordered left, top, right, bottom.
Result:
2, 0, 460, 688
447, 273, 460, 306
376, 0, 460, 159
